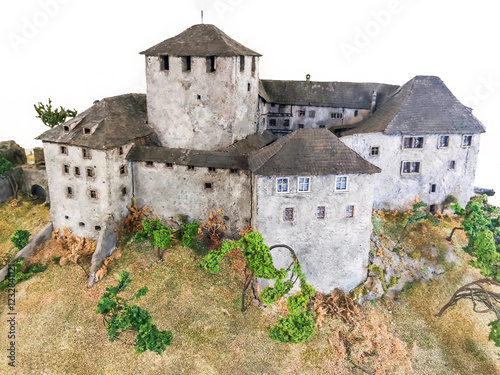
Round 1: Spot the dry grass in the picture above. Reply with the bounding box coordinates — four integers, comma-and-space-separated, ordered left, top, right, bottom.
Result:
0, 194, 50, 268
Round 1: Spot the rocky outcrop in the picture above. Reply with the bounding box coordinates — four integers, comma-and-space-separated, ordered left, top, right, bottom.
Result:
0, 140, 27, 166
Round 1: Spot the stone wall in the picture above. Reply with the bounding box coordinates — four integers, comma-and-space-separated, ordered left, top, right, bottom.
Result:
0, 177, 13, 204
254, 173, 376, 292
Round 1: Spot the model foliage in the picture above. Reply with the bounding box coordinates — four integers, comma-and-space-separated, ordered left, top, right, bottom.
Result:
0, 154, 18, 199
34, 98, 77, 128
11, 229, 30, 250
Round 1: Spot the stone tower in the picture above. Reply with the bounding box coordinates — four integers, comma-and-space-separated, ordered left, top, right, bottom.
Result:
140, 24, 261, 150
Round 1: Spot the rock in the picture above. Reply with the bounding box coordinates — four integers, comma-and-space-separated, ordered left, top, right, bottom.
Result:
0, 140, 27, 166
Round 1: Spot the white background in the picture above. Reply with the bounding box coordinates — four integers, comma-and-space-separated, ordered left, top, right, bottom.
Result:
1, 0, 499, 205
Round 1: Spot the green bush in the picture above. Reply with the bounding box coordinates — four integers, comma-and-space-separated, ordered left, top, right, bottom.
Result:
11, 230, 31, 250
0, 257, 46, 289
269, 310, 315, 343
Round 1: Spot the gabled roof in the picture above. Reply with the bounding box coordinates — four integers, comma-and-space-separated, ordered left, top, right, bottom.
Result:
259, 79, 398, 109
248, 128, 381, 176
140, 24, 261, 57
37, 94, 155, 150
341, 76, 486, 136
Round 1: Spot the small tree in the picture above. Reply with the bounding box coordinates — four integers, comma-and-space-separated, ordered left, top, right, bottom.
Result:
34, 98, 77, 128
11, 230, 30, 250
0, 154, 18, 199
96, 271, 173, 354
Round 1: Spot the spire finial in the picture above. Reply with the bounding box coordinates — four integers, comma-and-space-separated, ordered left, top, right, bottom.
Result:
201, 10, 204, 24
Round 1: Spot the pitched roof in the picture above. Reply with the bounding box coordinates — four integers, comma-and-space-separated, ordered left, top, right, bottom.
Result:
36, 94, 155, 150
140, 24, 261, 57
248, 128, 381, 176
341, 76, 486, 136
126, 131, 276, 170
259, 79, 398, 109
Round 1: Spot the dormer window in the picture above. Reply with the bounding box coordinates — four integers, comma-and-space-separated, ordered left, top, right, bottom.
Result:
83, 127, 91, 135
206, 56, 216, 72
160, 55, 169, 71
182, 56, 191, 71
63, 125, 70, 133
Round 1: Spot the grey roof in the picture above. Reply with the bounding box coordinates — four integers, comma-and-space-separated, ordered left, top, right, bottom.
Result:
140, 24, 261, 57
259, 79, 399, 109
341, 76, 486, 136
127, 131, 276, 170
248, 128, 381, 176
37, 94, 155, 150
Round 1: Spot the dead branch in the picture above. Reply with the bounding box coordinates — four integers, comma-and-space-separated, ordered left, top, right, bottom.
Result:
446, 227, 464, 241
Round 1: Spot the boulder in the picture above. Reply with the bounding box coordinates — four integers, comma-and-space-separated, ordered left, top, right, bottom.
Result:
0, 140, 27, 166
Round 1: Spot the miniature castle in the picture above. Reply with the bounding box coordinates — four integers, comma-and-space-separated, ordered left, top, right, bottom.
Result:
37, 24, 485, 291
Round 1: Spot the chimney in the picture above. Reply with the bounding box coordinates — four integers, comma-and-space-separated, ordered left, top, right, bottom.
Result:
306, 74, 311, 82
371, 91, 377, 113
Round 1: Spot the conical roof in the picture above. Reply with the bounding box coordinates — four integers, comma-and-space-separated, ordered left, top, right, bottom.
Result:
140, 24, 261, 57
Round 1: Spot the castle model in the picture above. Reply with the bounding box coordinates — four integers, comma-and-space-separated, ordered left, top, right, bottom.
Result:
37, 24, 485, 291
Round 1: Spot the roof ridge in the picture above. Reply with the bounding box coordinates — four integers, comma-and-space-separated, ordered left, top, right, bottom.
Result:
247, 132, 296, 172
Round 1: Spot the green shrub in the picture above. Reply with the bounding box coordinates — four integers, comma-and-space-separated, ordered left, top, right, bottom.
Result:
11, 230, 31, 250
269, 310, 315, 343
0, 257, 46, 289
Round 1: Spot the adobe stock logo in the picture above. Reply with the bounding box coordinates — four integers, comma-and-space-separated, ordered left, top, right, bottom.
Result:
463, 75, 500, 111
214, 0, 246, 20
7, 0, 72, 53
339, 0, 410, 63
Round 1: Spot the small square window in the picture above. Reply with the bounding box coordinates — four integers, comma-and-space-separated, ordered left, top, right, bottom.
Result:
370, 147, 379, 156
60, 146, 68, 155
90, 190, 98, 199
335, 176, 348, 191
145, 161, 154, 167
298, 110, 305, 117
121, 187, 127, 195
187, 165, 195, 171
269, 119, 276, 127
462, 135, 472, 147
165, 163, 173, 168
95, 225, 101, 231
63, 164, 70, 174
182, 56, 191, 71
64, 215, 69, 219
119, 165, 127, 175
230, 169, 238, 174
208, 167, 216, 172
63, 125, 70, 132
449, 160, 456, 170
284, 208, 294, 222
439, 135, 449, 148
66, 186, 73, 196
79, 222, 85, 227
204, 182, 213, 189
160, 55, 169, 71
298, 177, 310, 192
308, 110, 316, 118
317, 206, 325, 219
276, 178, 289, 193
298, 124, 304, 129
119, 146, 124, 155
430, 184, 437, 193
283, 119, 290, 127
86, 167, 94, 178
82, 148, 91, 159
197, 94, 202, 100
346, 205, 355, 218
83, 128, 91, 135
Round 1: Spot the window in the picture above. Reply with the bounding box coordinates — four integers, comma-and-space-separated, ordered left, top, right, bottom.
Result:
346, 205, 355, 218
197, 94, 201, 100
240, 55, 245, 71
308, 110, 316, 118
319, 125, 326, 128
66, 186, 73, 197
60, 146, 68, 155
230, 169, 238, 174
63, 164, 70, 174
182, 56, 191, 71
370, 146, 379, 156
330, 112, 343, 119
165, 163, 173, 168
119, 146, 124, 155
276, 178, 289, 193
74, 166, 80, 176
402, 161, 421, 174
82, 148, 91, 159
449, 160, 456, 170
206, 56, 216, 72
79, 222, 85, 227
335, 176, 348, 191
284, 208, 294, 222
298, 177, 310, 192
160, 55, 169, 70
403, 137, 424, 149
247, 83, 251, 92
283, 119, 290, 127
95, 225, 101, 231
86, 167, 95, 178
462, 135, 472, 147
429, 204, 437, 214
187, 165, 195, 171
83, 127, 91, 135
298, 110, 306, 117
145, 161, 154, 167
251, 56, 256, 73
208, 167, 216, 172
119, 165, 127, 175
121, 187, 127, 195
354, 110, 359, 117
204, 182, 212, 189
65, 215, 69, 219
439, 135, 449, 148
63, 125, 70, 132
298, 124, 304, 129
271, 103, 276, 107
269, 119, 276, 127
317, 206, 325, 219
430, 184, 437, 193
90, 190, 98, 199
